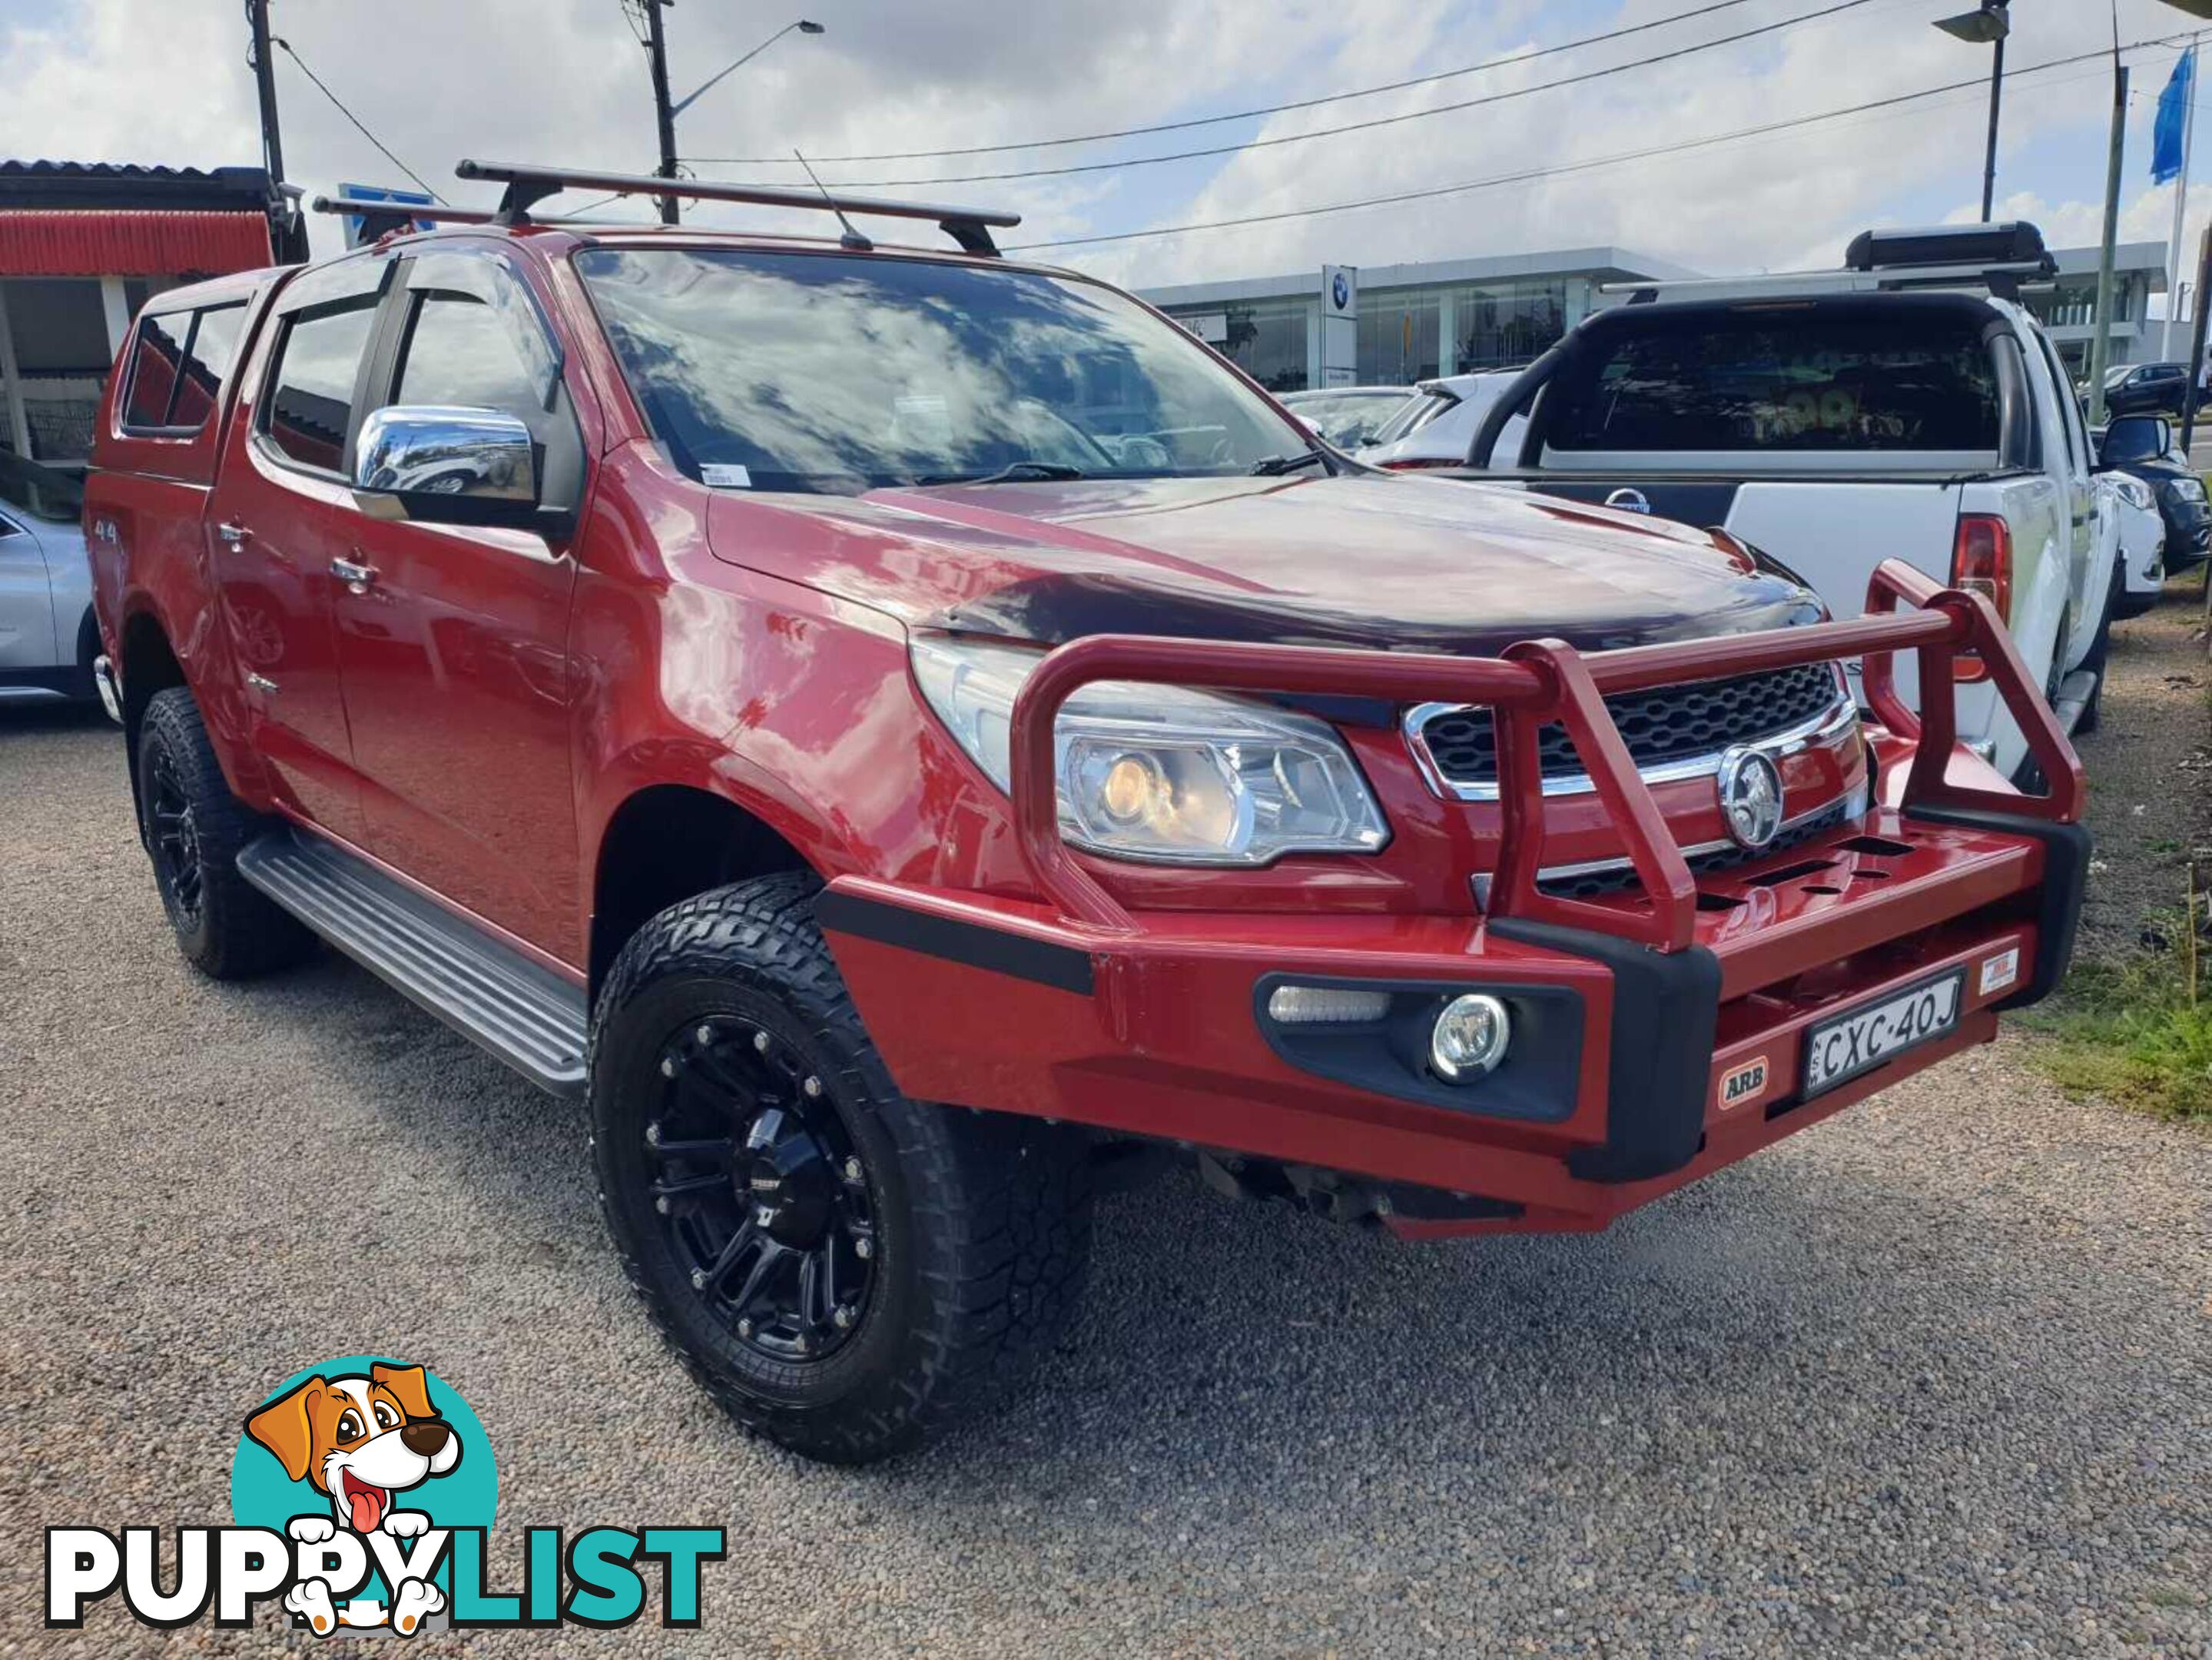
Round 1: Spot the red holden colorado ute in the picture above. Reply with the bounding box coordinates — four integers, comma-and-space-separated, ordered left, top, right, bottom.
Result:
85, 162, 2088, 1464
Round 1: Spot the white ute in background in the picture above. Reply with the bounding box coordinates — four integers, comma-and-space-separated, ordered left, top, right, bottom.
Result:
1458, 224, 2131, 775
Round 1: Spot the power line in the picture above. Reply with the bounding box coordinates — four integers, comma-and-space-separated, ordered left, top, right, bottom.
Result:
271, 36, 446, 202
699, 0, 1879, 191
1007, 35, 2189, 254
685, 0, 1779, 168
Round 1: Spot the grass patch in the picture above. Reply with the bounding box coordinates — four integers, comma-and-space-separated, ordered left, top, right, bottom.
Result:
2021, 907, 2212, 1124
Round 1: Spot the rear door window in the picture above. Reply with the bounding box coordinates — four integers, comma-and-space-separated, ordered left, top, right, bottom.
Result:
120, 304, 249, 434
1546, 310, 2001, 453
121, 313, 190, 430
261, 302, 380, 474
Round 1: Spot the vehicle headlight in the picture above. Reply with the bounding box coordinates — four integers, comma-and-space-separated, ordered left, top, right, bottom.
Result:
2170, 475, 2207, 504
910, 633, 1389, 865
2112, 474, 2157, 510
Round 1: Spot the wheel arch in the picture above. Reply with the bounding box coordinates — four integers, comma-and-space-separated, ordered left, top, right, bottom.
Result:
113, 606, 187, 831
588, 781, 818, 1001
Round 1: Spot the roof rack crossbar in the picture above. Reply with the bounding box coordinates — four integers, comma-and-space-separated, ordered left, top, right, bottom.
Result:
451, 160, 1019, 254
307, 197, 648, 236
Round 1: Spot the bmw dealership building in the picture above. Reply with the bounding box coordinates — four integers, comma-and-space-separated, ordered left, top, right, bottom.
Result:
1137, 241, 2172, 393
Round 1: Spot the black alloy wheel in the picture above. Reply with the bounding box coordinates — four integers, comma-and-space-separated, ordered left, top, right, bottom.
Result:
590, 873, 1094, 1464
132, 687, 313, 979
645, 1014, 877, 1362
145, 741, 205, 928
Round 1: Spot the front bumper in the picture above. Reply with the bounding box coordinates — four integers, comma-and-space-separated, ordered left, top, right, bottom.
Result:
2161, 492, 2212, 564
821, 561, 2088, 1237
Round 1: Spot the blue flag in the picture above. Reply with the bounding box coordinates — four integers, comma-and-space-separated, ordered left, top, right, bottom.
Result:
2154, 45, 2196, 184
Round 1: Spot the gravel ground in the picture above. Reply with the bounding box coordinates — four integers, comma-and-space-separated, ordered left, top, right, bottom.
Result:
3, 606, 2210, 1659
2071, 579, 2212, 954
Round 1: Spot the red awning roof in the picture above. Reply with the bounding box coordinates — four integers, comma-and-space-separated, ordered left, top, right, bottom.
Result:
0, 209, 271, 277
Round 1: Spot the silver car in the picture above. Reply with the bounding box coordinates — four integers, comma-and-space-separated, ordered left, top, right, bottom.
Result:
0, 459, 98, 706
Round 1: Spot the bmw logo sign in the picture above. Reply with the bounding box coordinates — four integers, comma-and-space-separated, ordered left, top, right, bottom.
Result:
1716, 746, 1785, 851
1332, 271, 1350, 310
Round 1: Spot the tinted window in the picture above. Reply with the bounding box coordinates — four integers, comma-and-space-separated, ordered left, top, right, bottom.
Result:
1547, 312, 2001, 453
394, 291, 544, 420
264, 302, 378, 473
574, 247, 1301, 493
121, 304, 247, 433
122, 313, 189, 429
170, 304, 244, 429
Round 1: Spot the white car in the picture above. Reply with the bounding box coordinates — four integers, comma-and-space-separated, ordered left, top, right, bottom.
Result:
1356, 371, 1527, 470
0, 460, 99, 707
2101, 467, 2167, 618
1278, 386, 1418, 451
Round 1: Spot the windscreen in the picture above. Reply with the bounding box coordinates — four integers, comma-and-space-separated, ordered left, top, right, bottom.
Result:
1544, 309, 2001, 453
1284, 390, 1410, 448
573, 247, 1304, 493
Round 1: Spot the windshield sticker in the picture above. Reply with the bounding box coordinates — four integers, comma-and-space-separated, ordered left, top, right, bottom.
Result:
699, 464, 752, 490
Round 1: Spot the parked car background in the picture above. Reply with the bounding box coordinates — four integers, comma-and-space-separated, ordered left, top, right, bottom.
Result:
0, 453, 98, 705
1278, 386, 1416, 450
2100, 360, 2192, 418
2098, 466, 2167, 619
1355, 370, 1527, 470
2094, 413, 2210, 570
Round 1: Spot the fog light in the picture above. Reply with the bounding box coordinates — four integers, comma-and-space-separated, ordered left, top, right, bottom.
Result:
1430, 994, 1511, 1080
1265, 984, 1391, 1024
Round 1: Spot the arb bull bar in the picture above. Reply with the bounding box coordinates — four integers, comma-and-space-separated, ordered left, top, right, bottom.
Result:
820, 559, 2090, 1237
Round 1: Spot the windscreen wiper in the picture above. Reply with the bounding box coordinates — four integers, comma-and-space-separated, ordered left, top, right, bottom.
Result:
1249, 449, 1328, 476
914, 460, 1086, 485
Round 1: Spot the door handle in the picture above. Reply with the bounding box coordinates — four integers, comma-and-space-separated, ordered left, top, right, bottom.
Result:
330, 556, 377, 595
216, 522, 250, 546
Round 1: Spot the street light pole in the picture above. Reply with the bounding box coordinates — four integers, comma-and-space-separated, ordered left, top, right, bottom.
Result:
1980, 28, 2005, 221
642, 10, 824, 226
1935, 1, 2011, 221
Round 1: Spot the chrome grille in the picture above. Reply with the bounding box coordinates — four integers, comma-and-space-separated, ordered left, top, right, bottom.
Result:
1414, 662, 1846, 795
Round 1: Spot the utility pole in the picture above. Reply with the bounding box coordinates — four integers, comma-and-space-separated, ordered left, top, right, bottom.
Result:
2088, 58, 2131, 427
2182, 226, 2212, 449
245, 0, 284, 187
644, 0, 680, 225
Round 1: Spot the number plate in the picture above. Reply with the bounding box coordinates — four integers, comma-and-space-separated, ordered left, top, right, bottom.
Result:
1802, 970, 1964, 1098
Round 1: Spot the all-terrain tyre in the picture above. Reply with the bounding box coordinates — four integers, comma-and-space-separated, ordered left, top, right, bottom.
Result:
589, 872, 1093, 1465
2071, 559, 2126, 737
136, 686, 313, 979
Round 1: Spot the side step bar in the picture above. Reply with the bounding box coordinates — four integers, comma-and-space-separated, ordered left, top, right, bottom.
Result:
236, 828, 589, 1097
2051, 667, 2098, 737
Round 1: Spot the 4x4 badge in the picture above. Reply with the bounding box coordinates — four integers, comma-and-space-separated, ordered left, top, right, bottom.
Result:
1716, 745, 1785, 850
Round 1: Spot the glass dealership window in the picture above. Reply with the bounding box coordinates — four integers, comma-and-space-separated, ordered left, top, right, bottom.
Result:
1212, 296, 1312, 392
1355, 290, 1438, 384
1444, 279, 1567, 372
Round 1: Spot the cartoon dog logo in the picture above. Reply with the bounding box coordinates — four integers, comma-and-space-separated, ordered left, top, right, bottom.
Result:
244, 1362, 461, 1635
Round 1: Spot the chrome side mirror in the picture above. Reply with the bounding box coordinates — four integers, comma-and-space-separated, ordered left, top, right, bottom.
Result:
353, 405, 542, 529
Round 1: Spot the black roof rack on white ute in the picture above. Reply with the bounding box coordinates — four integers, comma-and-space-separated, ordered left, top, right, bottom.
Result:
1603, 221, 2059, 305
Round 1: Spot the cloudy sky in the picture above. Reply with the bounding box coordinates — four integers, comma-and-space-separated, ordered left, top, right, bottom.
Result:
5, 0, 2212, 303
